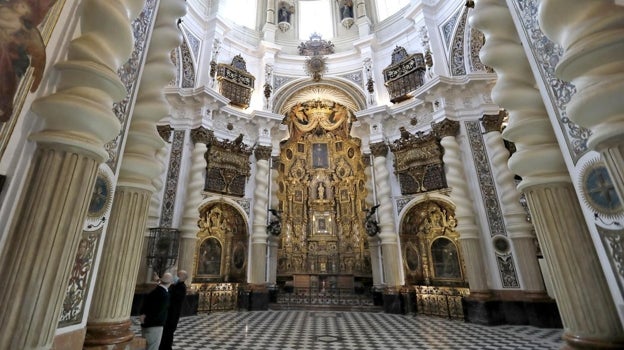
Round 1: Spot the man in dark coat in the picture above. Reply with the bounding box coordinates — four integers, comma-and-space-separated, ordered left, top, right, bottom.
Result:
140, 272, 172, 350
159, 270, 188, 350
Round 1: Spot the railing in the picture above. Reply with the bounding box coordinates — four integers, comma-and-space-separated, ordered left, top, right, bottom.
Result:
193, 283, 240, 313
413, 286, 469, 320
277, 287, 375, 308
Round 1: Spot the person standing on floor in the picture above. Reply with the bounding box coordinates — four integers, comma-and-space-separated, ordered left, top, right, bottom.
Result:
140, 272, 173, 350
159, 270, 188, 350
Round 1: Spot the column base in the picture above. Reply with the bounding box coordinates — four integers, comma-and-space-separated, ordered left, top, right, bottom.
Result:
562, 333, 624, 350
463, 297, 504, 326
248, 284, 269, 311
463, 292, 562, 328
84, 320, 134, 348
382, 289, 403, 314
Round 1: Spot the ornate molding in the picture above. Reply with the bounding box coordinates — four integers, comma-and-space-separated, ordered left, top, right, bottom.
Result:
480, 112, 505, 133
432, 119, 460, 138
370, 142, 388, 158
190, 126, 215, 145
157, 124, 173, 142
254, 145, 272, 161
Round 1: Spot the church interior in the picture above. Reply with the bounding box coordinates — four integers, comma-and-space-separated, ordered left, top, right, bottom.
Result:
0, 0, 623, 349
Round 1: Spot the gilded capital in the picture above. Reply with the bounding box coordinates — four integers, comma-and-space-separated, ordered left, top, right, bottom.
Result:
432, 119, 460, 138
254, 145, 272, 160
156, 124, 173, 142
480, 112, 505, 133
190, 126, 215, 144
370, 142, 388, 157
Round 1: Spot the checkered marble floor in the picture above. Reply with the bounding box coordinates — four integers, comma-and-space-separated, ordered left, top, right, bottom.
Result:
132, 310, 563, 350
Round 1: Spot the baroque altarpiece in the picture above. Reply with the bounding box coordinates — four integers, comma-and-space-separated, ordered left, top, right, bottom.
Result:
276, 101, 371, 287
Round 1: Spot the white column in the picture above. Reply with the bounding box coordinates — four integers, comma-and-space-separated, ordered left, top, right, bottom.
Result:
178, 136, 208, 285
470, 1, 624, 348
481, 114, 546, 296
249, 146, 272, 286
370, 142, 402, 289
539, 0, 624, 203
137, 145, 169, 284
85, 0, 186, 347
433, 119, 490, 297
0, 1, 140, 349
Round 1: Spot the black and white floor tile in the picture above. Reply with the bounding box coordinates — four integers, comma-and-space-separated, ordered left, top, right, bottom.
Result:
133, 310, 563, 350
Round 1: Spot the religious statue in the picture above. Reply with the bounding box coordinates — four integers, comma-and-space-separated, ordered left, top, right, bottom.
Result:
364, 204, 380, 236
317, 183, 326, 199
267, 208, 282, 236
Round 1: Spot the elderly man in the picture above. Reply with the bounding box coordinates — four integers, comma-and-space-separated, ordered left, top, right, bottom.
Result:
159, 270, 188, 350
140, 272, 172, 350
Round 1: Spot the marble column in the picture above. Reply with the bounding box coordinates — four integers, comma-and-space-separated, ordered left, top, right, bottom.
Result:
433, 119, 489, 297
370, 142, 402, 309
249, 146, 272, 309
539, 0, 624, 204
85, 0, 186, 347
85, 188, 151, 347
0, 1, 140, 349
137, 145, 169, 285
470, 0, 624, 347
481, 113, 546, 297
368, 237, 383, 287
178, 129, 211, 285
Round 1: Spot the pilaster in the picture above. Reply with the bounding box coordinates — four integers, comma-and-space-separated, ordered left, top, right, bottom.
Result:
481, 113, 545, 296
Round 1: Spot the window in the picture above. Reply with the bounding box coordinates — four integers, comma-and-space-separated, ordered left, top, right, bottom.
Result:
375, 0, 409, 22
219, 0, 257, 29
299, 0, 333, 40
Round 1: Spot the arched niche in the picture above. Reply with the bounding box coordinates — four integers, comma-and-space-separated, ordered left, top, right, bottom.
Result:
399, 198, 466, 287
195, 201, 249, 283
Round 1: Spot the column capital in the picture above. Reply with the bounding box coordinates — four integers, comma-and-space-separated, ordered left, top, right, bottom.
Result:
254, 145, 272, 160
370, 142, 388, 157
480, 111, 505, 133
432, 118, 460, 138
190, 126, 215, 144
157, 124, 173, 142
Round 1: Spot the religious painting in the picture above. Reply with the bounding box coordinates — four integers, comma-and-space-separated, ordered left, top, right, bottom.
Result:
0, 0, 62, 158
431, 238, 461, 279
312, 143, 329, 168
340, 188, 349, 202
294, 189, 303, 203
297, 142, 305, 153
335, 141, 343, 152
197, 237, 222, 276
232, 243, 246, 270
317, 218, 327, 232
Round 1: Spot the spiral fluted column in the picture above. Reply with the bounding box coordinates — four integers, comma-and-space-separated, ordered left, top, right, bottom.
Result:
178, 139, 208, 285
250, 146, 272, 291
85, 0, 187, 347
0, 1, 140, 349
481, 114, 545, 296
137, 145, 169, 284
540, 1, 624, 204
470, 1, 624, 348
370, 143, 401, 289
433, 119, 489, 297
364, 154, 383, 287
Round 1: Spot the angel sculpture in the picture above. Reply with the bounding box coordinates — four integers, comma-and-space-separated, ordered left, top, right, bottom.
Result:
364, 204, 381, 237
267, 208, 282, 236
0, 0, 57, 122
